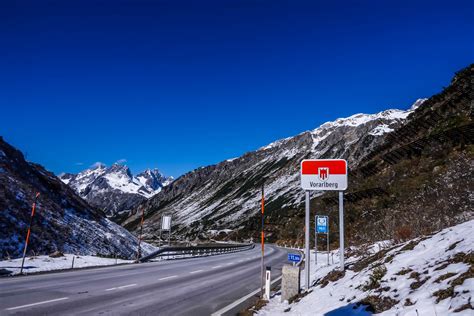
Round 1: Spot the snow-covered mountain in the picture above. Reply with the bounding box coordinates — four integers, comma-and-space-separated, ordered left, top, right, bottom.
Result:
124, 64, 472, 245
59, 164, 172, 220
123, 101, 423, 240
0, 137, 156, 259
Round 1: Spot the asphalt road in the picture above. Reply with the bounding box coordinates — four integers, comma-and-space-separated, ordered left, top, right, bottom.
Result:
0, 245, 291, 316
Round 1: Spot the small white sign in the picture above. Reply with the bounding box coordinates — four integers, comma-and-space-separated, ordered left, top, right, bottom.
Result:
161, 215, 172, 230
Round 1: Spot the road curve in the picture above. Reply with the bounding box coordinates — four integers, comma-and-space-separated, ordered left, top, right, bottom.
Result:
0, 244, 291, 315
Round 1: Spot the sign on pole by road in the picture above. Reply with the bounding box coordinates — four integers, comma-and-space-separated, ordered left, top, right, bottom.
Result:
301, 159, 348, 191
316, 216, 328, 234
315, 215, 330, 267
301, 159, 348, 289
288, 253, 301, 263
160, 214, 172, 247
161, 215, 172, 231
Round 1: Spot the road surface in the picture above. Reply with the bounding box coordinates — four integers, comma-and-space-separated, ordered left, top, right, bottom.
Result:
0, 245, 291, 315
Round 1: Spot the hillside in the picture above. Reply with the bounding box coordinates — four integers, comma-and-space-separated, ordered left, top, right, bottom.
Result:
258, 220, 474, 315
123, 64, 472, 247
0, 137, 155, 259
303, 64, 473, 246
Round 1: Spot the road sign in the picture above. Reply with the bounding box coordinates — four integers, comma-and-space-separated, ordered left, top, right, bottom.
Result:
301, 159, 348, 191
161, 215, 172, 230
288, 253, 301, 263
316, 216, 328, 234
301, 159, 347, 277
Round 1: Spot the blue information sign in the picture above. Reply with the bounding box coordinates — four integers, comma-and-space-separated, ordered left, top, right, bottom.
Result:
316, 216, 329, 234
288, 253, 301, 262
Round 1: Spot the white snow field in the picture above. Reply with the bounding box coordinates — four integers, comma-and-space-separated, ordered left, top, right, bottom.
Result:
0, 254, 133, 275
258, 220, 473, 315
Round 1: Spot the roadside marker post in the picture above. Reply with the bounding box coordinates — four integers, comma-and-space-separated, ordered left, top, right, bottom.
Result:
20, 192, 40, 274
264, 266, 271, 300
301, 159, 348, 289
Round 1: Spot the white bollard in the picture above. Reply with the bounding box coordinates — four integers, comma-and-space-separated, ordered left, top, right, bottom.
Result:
265, 266, 271, 300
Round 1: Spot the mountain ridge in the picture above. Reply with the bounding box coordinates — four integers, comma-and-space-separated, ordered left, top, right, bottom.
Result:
122, 98, 425, 242
0, 137, 156, 259
59, 163, 173, 220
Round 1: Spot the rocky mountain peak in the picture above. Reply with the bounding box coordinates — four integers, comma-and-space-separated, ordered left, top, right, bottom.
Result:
59, 163, 173, 220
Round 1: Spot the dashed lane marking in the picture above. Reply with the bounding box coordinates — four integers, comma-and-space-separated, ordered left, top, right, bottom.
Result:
158, 275, 178, 281
189, 270, 203, 274
6, 297, 69, 311
105, 283, 137, 291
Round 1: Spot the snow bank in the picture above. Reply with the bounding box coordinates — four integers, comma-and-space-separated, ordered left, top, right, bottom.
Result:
0, 254, 132, 276
258, 220, 474, 315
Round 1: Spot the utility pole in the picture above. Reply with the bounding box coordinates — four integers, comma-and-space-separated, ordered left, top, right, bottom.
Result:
136, 206, 145, 262
20, 192, 40, 274
260, 184, 265, 298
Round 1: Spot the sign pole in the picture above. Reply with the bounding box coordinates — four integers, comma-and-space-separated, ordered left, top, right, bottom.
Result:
314, 222, 317, 267
327, 223, 330, 266
136, 206, 145, 261
327, 231, 330, 266
305, 190, 310, 290
338, 191, 345, 271
260, 184, 265, 298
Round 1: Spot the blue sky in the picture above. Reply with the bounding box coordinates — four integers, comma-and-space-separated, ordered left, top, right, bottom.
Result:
1, 0, 473, 177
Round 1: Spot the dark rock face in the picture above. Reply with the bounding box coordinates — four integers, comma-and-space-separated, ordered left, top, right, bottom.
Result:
0, 139, 154, 259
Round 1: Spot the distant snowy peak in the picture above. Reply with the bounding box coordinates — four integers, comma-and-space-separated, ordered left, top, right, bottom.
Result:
60, 164, 173, 199
136, 168, 172, 192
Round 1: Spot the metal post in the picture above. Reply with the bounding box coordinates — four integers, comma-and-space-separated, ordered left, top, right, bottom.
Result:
136, 207, 145, 262
327, 232, 330, 266
168, 226, 171, 246
305, 190, 310, 290
314, 226, 317, 267
20, 192, 40, 274
260, 185, 265, 298
338, 191, 344, 271
159, 223, 162, 248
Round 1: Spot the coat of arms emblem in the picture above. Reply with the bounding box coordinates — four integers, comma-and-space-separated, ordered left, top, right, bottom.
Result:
318, 167, 329, 181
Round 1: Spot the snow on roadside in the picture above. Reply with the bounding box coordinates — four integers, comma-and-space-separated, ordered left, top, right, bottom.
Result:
0, 254, 132, 276
259, 220, 474, 315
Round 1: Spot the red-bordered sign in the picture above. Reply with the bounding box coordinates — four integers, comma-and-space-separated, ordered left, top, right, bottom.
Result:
301, 159, 348, 191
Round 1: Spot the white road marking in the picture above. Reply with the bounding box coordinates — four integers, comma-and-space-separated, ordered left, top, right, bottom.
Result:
211, 276, 283, 316
211, 265, 222, 269
6, 297, 69, 311
226, 262, 233, 265
189, 270, 203, 274
158, 275, 178, 281
105, 283, 137, 291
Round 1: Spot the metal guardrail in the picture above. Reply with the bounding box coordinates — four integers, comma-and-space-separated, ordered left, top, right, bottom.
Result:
138, 243, 255, 263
